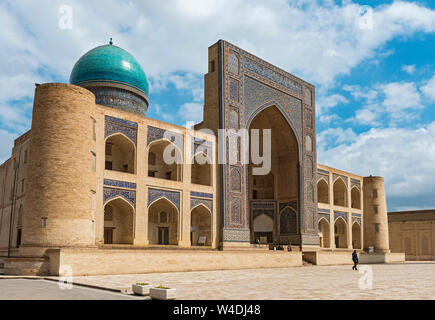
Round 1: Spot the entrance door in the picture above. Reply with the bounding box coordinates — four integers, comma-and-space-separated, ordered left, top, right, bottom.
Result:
104, 228, 113, 244
335, 236, 339, 248
158, 227, 169, 245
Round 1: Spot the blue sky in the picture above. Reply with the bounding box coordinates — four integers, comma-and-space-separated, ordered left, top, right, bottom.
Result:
0, 0, 434, 211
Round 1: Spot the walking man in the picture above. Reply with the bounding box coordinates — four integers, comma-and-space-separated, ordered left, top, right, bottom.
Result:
352, 250, 359, 271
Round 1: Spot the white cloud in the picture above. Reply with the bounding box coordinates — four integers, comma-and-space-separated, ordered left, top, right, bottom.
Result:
402, 64, 416, 74
318, 122, 435, 210
421, 74, 435, 101
0, 129, 17, 163
177, 102, 204, 124
317, 94, 349, 115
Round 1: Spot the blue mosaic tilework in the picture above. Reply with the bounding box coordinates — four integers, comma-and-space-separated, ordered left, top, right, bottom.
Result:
244, 58, 302, 94
317, 212, 330, 222
352, 213, 362, 224
103, 179, 136, 189
317, 169, 330, 175
229, 78, 239, 102
252, 201, 275, 210
333, 173, 348, 186
104, 187, 136, 208
253, 208, 274, 220
190, 191, 213, 199
147, 126, 184, 153
190, 198, 212, 212
244, 76, 302, 145
318, 208, 330, 214
351, 178, 361, 189
191, 138, 213, 161
230, 197, 242, 224
279, 201, 298, 213
334, 211, 348, 223
105, 115, 138, 145
91, 87, 147, 117
223, 228, 251, 242
280, 207, 298, 234
148, 188, 180, 211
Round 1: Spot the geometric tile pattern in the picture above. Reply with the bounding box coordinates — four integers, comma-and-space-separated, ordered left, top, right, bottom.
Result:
103, 187, 136, 208
105, 115, 138, 145
148, 187, 180, 211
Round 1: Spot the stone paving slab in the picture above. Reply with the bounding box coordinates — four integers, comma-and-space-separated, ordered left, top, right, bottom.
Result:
48, 261, 435, 300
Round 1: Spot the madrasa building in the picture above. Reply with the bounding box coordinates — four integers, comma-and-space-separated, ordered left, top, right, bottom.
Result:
0, 40, 405, 276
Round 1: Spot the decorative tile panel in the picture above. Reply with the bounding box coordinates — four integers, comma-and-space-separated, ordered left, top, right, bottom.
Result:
318, 212, 330, 222
280, 207, 298, 234
229, 50, 239, 75
147, 126, 184, 153
103, 179, 136, 189
190, 191, 213, 199
244, 76, 302, 144
105, 115, 138, 145
229, 78, 239, 102
244, 57, 302, 94
333, 173, 348, 187
334, 211, 348, 223
103, 187, 136, 208
223, 228, 251, 242
191, 198, 212, 212
148, 188, 180, 211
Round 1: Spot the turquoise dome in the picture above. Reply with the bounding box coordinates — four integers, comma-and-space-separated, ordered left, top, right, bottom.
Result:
69, 44, 149, 97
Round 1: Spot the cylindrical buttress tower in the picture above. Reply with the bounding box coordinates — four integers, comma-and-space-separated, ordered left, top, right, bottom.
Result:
362, 176, 390, 253
22, 83, 96, 247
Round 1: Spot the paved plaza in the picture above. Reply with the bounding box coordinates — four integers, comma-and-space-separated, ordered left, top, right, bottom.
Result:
39, 261, 435, 300
0, 279, 143, 300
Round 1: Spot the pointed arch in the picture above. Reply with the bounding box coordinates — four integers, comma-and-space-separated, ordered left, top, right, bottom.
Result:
317, 178, 329, 204
105, 133, 136, 174
103, 197, 134, 244
352, 221, 362, 249
318, 217, 330, 248
147, 139, 183, 181
148, 197, 179, 245
333, 177, 348, 207
191, 204, 212, 246
334, 216, 348, 248
351, 186, 361, 209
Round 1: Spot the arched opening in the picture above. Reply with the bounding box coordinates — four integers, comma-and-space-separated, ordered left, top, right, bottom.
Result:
333, 178, 347, 207
334, 217, 348, 248
148, 198, 179, 245
318, 218, 330, 248
16, 204, 23, 248
253, 214, 274, 244
191, 152, 212, 186
191, 205, 212, 246
105, 134, 136, 174
352, 222, 361, 249
248, 105, 299, 243
317, 179, 329, 204
103, 198, 134, 244
148, 140, 182, 181
351, 187, 361, 209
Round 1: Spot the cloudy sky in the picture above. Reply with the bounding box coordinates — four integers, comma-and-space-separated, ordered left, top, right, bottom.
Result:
1, 0, 434, 211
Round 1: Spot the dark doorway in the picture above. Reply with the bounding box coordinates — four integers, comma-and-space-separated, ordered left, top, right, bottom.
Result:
104, 228, 114, 244
158, 227, 169, 245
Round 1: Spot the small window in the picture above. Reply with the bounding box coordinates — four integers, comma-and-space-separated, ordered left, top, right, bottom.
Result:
373, 189, 378, 199
104, 206, 113, 221
253, 190, 258, 199
123, 164, 129, 173
91, 152, 96, 171
23, 150, 28, 164
91, 191, 96, 210
105, 144, 112, 156
105, 161, 112, 170
373, 205, 378, 214
91, 117, 96, 141
166, 171, 172, 180
159, 211, 168, 224
374, 223, 379, 233
148, 171, 156, 177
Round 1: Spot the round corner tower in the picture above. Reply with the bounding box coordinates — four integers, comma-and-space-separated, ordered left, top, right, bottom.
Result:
362, 176, 390, 253
22, 83, 96, 248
